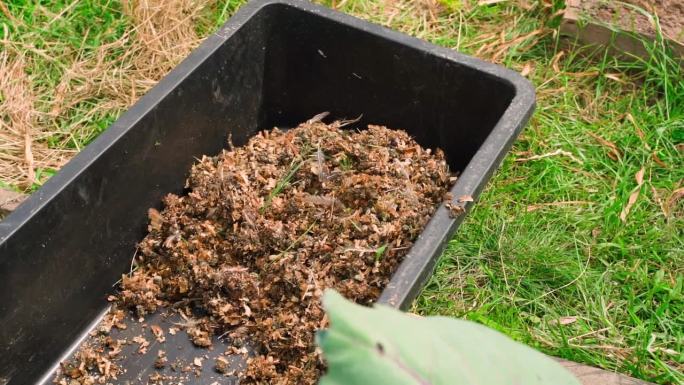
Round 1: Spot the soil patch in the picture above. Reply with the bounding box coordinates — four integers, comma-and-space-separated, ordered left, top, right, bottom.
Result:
0, 188, 26, 218
53, 119, 453, 384
580, 0, 684, 42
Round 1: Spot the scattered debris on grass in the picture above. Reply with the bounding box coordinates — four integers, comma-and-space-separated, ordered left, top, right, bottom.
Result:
665, 186, 684, 217
587, 131, 622, 161
515, 148, 584, 165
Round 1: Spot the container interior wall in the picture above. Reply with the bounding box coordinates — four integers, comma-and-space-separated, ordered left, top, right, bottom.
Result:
0, 11, 275, 385
261, 4, 515, 171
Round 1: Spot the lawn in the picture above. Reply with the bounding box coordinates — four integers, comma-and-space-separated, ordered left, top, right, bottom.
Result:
1, 0, 683, 383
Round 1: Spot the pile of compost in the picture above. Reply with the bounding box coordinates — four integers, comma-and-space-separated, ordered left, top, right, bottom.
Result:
56, 118, 453, 384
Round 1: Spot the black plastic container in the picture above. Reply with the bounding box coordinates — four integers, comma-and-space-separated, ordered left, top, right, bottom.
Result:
0, 1, 534, 383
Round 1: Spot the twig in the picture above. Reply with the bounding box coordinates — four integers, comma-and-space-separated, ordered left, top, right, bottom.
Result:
338, 114, 362, 127
568, 327, 611, 342
526, 200, 591, 212
515, 149, 583, 164
498, 221, 510, 296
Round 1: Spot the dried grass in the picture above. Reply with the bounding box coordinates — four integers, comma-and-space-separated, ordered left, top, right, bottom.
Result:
342, 0, 450, 40
123, 0, 211, 76
0, 0, 217, 189
0, 52, 73, 187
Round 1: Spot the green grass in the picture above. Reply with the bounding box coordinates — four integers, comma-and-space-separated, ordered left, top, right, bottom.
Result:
326, 0, 683, 383
2, 0, 683, 383
371, 2, 683, 384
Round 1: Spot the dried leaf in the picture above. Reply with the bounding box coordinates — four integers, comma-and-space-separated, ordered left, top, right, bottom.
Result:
626, 113, 650, 150
445, 201, 466, 217
635, 168, 645, 184
155, 350, 168, 369
604, 73, 625, 83
550, 316, 578, 326
551, 51, 565, 73
666, 187, 684, 216
306, 111, 330, 124
215, 356, 231, 374
0, 188, 27, 215
521, 62, 533, 77
620, 167, 645, 223
150, 324, 165, 343
132, 335, 149, 354
587, 132, 621, 161
651, 152, 668, 168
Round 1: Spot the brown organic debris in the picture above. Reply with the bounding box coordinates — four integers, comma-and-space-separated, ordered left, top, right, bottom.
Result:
114, 120, 453, 384
154, 350, 168, 369
150, 324, 166, 343
133, 335, 150, 354
587, 132, 621, 161
215, 356, 231, 374
665, 187, 684, 217
445, 200, 466, 217
55, 342, 121, 385
620, 167, 645, 223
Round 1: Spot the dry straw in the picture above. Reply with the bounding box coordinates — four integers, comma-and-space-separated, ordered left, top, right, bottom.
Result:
0, 0, 216, 189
